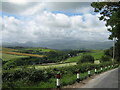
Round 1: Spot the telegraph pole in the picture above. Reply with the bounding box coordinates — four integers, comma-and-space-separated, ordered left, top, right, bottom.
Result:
112, 38, 115, 62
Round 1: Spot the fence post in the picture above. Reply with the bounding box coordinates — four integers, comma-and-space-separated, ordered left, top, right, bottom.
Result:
95, 69, 97, 74
112, 65, 113, 68
105, 66, 107, 70
101, 67, 103, 71
56, 72, 60, 89
76, 70, 80, 83
88, 70, 91, 77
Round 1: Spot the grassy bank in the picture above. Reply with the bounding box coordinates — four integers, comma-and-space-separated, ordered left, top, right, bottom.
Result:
1, 53, 28, 61
64, 50, 104, 63
3, 62, 119, 88
31, 64, 119, 88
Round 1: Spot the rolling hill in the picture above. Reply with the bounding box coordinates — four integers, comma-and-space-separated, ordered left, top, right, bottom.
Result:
2, 40, 113, 50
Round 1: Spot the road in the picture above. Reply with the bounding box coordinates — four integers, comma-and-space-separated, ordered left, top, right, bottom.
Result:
81, 68, 119, 88
64, 67, 119, 89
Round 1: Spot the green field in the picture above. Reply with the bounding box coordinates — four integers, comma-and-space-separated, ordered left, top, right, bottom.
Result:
1, 53, 28, 61
15, 47, 55, 52
15, 62, 77, 70
35, 62, 76, 69
2, 47, 117, 88
64, 53, 83, 63
64, 50, 104, 63
85, 50, 104, 60
0, 53, 1, 58
1, 48, 104, 68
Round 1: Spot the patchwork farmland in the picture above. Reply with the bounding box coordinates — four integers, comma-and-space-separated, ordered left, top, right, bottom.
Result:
1, 47, 119, 88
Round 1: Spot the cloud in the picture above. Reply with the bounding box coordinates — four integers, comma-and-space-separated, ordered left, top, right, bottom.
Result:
1, 2, 45, 15
0, 17, 2, 45
1, 10, 109, 44
1, 2, 110, 46
45, 2, 92, 13
1, 2, 92, 15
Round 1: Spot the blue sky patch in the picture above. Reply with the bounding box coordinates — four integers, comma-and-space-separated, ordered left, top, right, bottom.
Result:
1, 12, 21, 19
0, 12, 30, 21
51, 11, 83, 16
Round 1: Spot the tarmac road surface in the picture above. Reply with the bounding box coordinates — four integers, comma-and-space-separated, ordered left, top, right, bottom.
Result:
81, 68, 119, 88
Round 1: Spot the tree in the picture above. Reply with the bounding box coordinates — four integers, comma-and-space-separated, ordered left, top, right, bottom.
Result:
91, 1, 120, 62
104, 47, 113, 57
100, 56, 111, 62
78, 55, 94, 64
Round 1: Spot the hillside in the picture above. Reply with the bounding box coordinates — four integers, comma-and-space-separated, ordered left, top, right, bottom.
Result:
2, 40, 113, 50
1, 47, 54, 59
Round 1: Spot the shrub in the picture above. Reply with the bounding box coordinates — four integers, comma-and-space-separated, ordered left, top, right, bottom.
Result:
3, 60, 16, 70
100, 56, 111, 62
78, 55, 94, 64
3, 60, 118, 88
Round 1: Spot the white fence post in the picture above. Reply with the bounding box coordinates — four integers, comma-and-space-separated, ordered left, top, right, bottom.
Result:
95, 69, 97, 74
105, 66, 107, 70
88, 70, 91, 77
56, 73, 60, 88
112, 65, 113, 67
76, 71, 80, 82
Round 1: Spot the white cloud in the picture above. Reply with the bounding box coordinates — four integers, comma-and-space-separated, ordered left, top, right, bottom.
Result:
5, 0, 28, 5
21, 3, 46, 15
1, 10, 109, 44
0, 17, 2, 45
1, 2, 42, 15
1, 2, 92, 15
1, 2, 111, 46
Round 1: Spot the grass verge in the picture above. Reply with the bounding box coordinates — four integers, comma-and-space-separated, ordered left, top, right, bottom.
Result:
31, 64, 119, 88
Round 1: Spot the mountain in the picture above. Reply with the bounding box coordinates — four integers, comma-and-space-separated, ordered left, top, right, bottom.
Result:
2, 40, 113, 50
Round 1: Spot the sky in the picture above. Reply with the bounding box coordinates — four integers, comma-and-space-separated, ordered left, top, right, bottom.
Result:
0, 0, 111, 46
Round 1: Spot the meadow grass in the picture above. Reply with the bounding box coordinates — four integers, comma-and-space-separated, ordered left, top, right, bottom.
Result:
31, 62, 76, 69
86, 50, 104, 60
20, 47, 54, 52
4, 63, 119, 88
31, 71, 96, 88
32, 78, 56, 88
1, 53, 28, 61
2, 51, 45, 58
64, 50, 104, 63
14, 62, 77, 71
64, 53, 83, 63
1, 47, 51, 59
2, 47, 15, 52
61, 73, 76, 86
1, 47, 54, 52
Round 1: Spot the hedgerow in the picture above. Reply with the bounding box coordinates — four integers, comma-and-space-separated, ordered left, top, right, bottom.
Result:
2, 61, 119, 88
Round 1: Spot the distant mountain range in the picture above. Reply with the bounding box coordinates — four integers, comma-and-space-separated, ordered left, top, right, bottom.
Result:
2, 40, 113, 50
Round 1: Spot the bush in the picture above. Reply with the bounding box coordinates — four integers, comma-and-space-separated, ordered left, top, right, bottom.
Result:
3, 61, 118, 88
104, 48, 113, 57
78, 55, 94, 64
3, 60, 16, 70
100, 56, 111, 62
